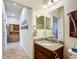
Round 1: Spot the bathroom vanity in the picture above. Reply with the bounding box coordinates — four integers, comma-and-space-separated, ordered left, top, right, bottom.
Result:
34, 7, 64, 59
34, 40, 63, 59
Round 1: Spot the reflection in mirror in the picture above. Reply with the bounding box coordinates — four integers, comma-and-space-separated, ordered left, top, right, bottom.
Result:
46, 7, 64, 42
46, 17, 51, 29
36, 16, 44, 29
33, 6, 64, 42
52, 16, 58, 39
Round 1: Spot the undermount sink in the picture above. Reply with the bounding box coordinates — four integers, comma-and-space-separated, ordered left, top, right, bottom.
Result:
35, 40, 63, 51
37, 40, 59, 46
41, 43, 53, 46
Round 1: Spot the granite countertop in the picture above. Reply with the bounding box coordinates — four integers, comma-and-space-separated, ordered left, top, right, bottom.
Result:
35, 40, 63, 52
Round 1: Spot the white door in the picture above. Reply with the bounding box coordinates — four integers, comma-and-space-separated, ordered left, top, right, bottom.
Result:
20, 7, 33, 59
52, 16, 58, 39
2, 1, 7, 48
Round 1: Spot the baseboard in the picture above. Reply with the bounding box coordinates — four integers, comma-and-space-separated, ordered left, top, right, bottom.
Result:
22, 46, 32, 59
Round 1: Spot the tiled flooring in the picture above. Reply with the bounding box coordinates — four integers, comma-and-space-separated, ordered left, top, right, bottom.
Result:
3, 42, 30, 59
7, 42, 21, 48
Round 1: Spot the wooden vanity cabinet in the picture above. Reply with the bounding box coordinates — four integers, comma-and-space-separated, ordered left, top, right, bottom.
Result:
34, 44, 55, 59
34, 43, 63, 59
34, 43, 54, 59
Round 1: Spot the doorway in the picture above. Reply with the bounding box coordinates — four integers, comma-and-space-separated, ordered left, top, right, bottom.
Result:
7, 24, 19, 43
52, 16, 58, 39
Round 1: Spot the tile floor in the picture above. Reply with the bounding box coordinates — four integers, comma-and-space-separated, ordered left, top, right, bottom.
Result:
3, 42, 30, 59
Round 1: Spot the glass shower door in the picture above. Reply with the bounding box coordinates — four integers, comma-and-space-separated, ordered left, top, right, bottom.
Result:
52, 16, 58, 39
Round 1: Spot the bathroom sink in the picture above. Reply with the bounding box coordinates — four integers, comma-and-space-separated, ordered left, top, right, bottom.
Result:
35, 40, 63, 51
37, 40, 60, 47
41, 43, 53, 46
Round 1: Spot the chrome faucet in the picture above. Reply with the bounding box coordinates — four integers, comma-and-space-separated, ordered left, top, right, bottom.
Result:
43, 30, 46, 40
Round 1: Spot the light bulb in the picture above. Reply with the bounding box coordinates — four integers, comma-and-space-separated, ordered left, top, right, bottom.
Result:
53, 0, 59, 2
47, 0, 53, 6
43, 4, 47, 9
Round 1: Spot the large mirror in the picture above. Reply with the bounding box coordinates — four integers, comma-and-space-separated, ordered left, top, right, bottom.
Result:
36, 16, 51, 29
33, 6, 64, 42
48, 7, 64, 41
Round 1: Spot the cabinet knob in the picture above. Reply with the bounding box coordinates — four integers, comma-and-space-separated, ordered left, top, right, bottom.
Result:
56, 57, 59, 59
55, 56, 59, 59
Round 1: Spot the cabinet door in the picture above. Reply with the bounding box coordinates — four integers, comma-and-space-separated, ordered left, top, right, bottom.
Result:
34, 44, 51, 59
55, 47, 63, 59
37, 16, 44, 29
38, 50, 43, 59
46, 17, 51, 29
35, 49, 43, 59
42, 54, 50, 59
35, 49, 50, 59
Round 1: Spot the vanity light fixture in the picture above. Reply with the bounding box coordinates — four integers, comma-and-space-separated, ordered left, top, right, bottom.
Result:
47, 0, 53, 6
42, 0, 60, 9
53, 0, 59, 2
43, 4, 47, 9
43, 0, 53, 9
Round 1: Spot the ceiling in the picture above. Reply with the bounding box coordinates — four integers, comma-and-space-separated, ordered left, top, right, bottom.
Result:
4, 0, 49, 19
5, 0, 49, 11
4, 0, 24, 19
4, 0, 62, 19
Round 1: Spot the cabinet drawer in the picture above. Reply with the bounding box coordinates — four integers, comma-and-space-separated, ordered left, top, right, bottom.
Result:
35, 43, 51, 57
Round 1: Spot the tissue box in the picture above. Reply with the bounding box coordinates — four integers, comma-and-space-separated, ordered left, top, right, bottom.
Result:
72, 48, 77, 53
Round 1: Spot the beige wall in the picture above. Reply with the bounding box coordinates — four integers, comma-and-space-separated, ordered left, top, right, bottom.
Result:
64, 0, 77, 59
